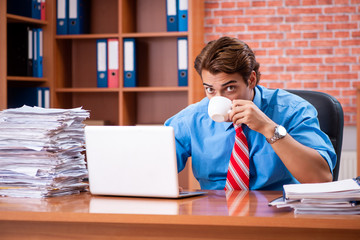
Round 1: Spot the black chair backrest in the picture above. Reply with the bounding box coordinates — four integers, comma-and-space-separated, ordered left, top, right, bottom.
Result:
286, 90, 344, 181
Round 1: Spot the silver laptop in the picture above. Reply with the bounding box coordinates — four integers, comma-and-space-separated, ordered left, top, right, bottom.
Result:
85, 126, 205, 198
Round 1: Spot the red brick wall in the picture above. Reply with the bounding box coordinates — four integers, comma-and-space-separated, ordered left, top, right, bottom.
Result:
204, 0, 360, 125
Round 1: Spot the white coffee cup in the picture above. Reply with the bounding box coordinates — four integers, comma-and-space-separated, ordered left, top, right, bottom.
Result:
208, 96, 232, 122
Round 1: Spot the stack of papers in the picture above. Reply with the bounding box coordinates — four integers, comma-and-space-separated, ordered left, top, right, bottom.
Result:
0, 105, 90, 198
270, 177, 360, 215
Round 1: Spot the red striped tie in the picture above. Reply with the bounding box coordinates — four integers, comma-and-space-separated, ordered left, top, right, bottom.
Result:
224, 124, 250, 191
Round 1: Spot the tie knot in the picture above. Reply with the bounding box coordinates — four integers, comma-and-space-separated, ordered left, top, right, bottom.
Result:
234, 124, 243, 133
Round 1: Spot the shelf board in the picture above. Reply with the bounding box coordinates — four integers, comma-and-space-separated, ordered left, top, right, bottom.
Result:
122, 32, 188, 38
7, 14, 47, 25
55, 87, 188, 93
56, 88, 120, 93
55, 32, 187, 39
7, 76, 47, 82
122, 86, 189, 92
56, 33, 120, 39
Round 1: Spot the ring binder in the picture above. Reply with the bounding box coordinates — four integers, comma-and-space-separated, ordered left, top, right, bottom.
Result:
166, 0, 178, 32
57, 0, 68, 35
178, 0, 188, 32
107, 39, 119, 88
96, 39, 108, 88
33, 28, 38, 77
177, 37, 188, 86
123, 38, 137, 87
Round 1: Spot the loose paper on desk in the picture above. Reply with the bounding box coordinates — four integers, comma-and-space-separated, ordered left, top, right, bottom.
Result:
283, 178, 360, 200
269, 177, 360, 215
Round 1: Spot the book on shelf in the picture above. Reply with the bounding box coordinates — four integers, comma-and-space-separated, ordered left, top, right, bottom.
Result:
269, 177, 360, 215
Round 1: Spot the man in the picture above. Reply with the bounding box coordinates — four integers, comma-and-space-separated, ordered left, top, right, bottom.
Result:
165, 36, 336, 190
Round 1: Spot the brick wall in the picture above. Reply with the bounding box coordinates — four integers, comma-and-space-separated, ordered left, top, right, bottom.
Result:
204, 0, 360, 125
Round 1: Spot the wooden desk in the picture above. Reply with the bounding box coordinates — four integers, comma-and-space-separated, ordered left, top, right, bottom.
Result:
0, 191, 359, 239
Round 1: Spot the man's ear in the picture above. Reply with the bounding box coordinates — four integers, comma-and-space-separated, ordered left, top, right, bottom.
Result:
248, 71, 257, 88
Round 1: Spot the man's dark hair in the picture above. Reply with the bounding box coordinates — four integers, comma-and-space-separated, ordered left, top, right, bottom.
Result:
194, 36, 261, 85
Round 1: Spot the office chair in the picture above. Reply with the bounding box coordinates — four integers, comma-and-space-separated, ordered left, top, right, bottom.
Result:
286, 90, 344, 181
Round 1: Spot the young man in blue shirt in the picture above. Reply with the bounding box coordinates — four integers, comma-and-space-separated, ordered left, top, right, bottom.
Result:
165, 36, 336, 190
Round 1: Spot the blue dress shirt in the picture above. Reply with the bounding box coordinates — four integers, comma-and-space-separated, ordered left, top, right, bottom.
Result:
164, 85, 336, 191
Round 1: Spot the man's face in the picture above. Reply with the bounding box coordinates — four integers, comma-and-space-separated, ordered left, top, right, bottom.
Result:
201, 70, 255, 101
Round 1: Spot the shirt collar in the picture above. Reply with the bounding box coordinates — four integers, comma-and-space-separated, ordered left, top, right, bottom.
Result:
253, 85, 261, 109
224, 121, 234, 131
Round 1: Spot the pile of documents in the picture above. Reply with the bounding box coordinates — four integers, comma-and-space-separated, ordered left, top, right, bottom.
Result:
270, 177, 360, 215
0, 105, 90, 198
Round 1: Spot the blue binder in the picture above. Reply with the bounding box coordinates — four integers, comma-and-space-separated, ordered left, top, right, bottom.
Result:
96, 39, 108, 88
166, 0, 178, 32
178, 0, 188, 31
57, 0, 68, 34
32, 29, 38, 77
123, 38, 137, 87
68, 0, 89, 34
177, 37, 188, 86
33, 0, 41, 19
36, 28, 43, 78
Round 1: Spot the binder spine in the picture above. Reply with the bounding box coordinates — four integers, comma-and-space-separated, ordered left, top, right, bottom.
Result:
41, 0, 46, 20
27, 27, 34, 77
123, 38, 137, 87
178, 0, 188, 32
37, 88, 43, 107
42, 87, 50, 108
107, 39, 119, 88
96, 39, 108, 88
57, 0, 68, 35
32, 0, 38, 19
166, 0, 178, 32
33, 29, 38, 77
68, 0, 78, 34
35, 0, 41, 19
177, 37, 188, 86
37, 29, 43, 78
